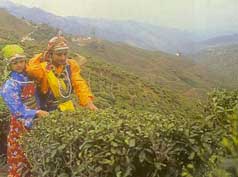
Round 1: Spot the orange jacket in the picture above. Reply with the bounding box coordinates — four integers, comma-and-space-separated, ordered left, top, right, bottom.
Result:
26, 53, 93, 106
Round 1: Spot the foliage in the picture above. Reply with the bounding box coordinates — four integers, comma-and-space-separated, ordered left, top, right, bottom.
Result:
20, 106, 224, 177
18, 89, 238, 177
199, 89, 238, 177
79, 57, 198, 116
0, 97, 10, 166
219, 110, 238, 176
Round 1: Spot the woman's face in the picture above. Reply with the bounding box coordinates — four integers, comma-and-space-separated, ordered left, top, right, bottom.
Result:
52, 50, 68, 66
10, 58, 26, 73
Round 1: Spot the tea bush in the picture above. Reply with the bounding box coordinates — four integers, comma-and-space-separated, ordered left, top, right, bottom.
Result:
205, 109, 238, 177
0, 97, 10, 164
21, 106, 227, 177
199, 89, 238, 177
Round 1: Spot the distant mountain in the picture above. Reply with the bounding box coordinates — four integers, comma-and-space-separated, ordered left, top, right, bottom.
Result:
0, 0, 197, 54
192, 33, 238, 53
191, 44, 238, 88
1, 0, 238, 55
201, 34, 238, 46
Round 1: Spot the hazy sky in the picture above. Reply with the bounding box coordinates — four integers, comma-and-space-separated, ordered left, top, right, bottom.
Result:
9, 0, 238, 33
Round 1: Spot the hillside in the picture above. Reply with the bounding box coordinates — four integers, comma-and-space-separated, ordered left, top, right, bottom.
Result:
0, 9, 199, 115
191, 44, 238, 88
71, 39, 224, 98
0, 8, 34, 44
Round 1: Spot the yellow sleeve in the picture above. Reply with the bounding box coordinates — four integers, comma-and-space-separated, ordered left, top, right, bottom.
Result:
26, 53, 49, 93
26, 53, 44, 82
68, 59, 93, 106
28, 53, 42, 65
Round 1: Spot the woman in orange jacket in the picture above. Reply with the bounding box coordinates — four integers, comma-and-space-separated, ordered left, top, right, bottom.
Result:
26, 34, 98, 111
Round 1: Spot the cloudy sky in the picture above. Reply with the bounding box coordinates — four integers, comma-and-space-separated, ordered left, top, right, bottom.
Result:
9, 0, 238, 33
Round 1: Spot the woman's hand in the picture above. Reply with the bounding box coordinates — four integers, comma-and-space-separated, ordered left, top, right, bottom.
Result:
36, 110, 49, 117
86, 101, 98, 111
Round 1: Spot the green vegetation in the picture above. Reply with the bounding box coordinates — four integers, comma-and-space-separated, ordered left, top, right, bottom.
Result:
18, 89, 238, 177
0, 97, 9, 166
78, 57, 197, 115
201, 89, 238, 177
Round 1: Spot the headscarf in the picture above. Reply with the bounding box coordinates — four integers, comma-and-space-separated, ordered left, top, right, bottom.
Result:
1, 45, 26, 64
43, 32, 69, 62
0, 45, 26, 84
